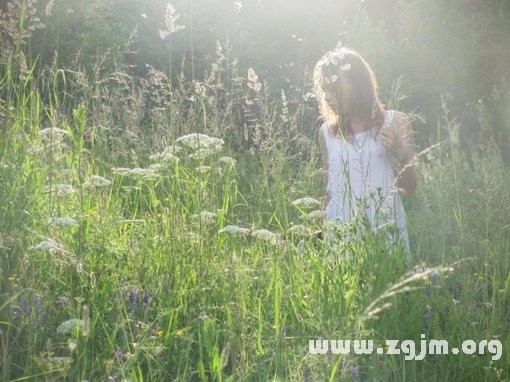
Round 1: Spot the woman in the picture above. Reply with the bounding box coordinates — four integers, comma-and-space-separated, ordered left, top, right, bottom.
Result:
313, 46, 418, 258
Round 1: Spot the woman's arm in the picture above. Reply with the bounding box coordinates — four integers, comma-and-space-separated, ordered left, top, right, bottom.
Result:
392, 113, 418, 195
318, 126, 331, 225
378, 112, 418, 195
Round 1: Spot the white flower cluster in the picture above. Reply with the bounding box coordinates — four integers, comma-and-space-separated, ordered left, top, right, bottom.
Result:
44, 183, 77, 196
112, 164, 160, 179
319, 48, 352, 84
218, 225, 250, 236
149, 146, 181, 164
191, 210, 217, 225
48, 217, 79, 227
38, 127, 70, 143
194, 165, 211, 173
287, 224, 312, 237
291, 197, 321, 209
83, 175, 112, 189
56, 318, 85, 335
32, 240, 63, 252
300, 209, 324, 220
217, 156, 237, 167
176, 133, 224, 151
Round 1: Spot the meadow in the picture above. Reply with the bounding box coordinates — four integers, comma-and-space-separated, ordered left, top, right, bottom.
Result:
2, 5, 510, 382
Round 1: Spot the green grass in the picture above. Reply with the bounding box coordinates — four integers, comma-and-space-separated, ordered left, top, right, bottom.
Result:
1, 28, 510, 382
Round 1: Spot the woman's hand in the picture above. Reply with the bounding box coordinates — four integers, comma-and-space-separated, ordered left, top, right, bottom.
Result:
377, 112, 418, 195
377, 113, 415, 164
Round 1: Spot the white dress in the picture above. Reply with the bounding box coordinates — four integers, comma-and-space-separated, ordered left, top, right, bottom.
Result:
320, 109, 411, 256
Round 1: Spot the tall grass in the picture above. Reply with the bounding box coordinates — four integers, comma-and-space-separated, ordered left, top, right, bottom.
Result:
1, 4, 510, 382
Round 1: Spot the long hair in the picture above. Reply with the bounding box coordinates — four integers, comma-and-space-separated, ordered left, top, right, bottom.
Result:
313, 46, 386, 139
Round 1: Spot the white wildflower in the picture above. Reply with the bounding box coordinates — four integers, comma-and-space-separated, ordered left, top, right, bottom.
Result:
192, 210, 217, 224
27, 144, 44, 154
176, 133, 224, 151
67, 338, 77, 353
47, 356, 73, 368
111, 167, 131, 175
291, 197, 321, 209
48, 217, 79, 227
149, 163, 163, 171
126, 167, 160, 179
251, 229, 279, 244
56, 318, 85, 335
182, 231, 200, 243
38, 127, 70, 143
287, 224, 312, 237
44, 184, 77, 196
149, 146, 181, 164
83, 175, 111, 188
32, 240, 62, 252
194, 165, 211, 173
218, 225, 250, 236
189, 147, 221, 160
301, 209, 324, 220
217, 156, 237, 167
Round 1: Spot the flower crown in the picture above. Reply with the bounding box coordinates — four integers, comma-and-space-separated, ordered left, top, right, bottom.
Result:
321, 49, 352, 84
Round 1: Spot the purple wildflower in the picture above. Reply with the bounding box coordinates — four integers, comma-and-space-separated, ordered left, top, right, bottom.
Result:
115, 346, 124, 362
128, 287, 140, 310
34, 294, 42, 311
20, 295, 29, 315
142, 292, 152, 309
350, 363, 360, 380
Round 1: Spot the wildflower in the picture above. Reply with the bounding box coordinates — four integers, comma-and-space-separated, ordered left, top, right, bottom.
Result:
287, 224, 312, 237
82, 304, 90, 336
176, 328, 185, 337
44, 184, 77, 196
291, 197, 321, 209
68, 338, 77, 353
125, 167, 160, 180
251, 229, 279, 245
83, 175, 111, 189
183, 231, 201, 242
148, 346, 165, 355
192, 210, 217, 225
32, 240, 62, 252
148, 164, 163, 172
176, 133, 224, 151
189, 147, 221, 160
218, 225, 250, 236
128, 287, 140, 310
194, 165, 211, 173
47, 356, 73, 369
217, 156, 237, 167
142, 292, 152, 309
27, 144, 44, 154
149, 147, 180, 164
56, 318, 85, 335
38, 127, 70, 143
48, 217, 79, 227
301, 209, 324, 220
350, 363, 360, 380
156, 329, 164, 337
111, 167, 131, 175
115, 346, 124, 362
